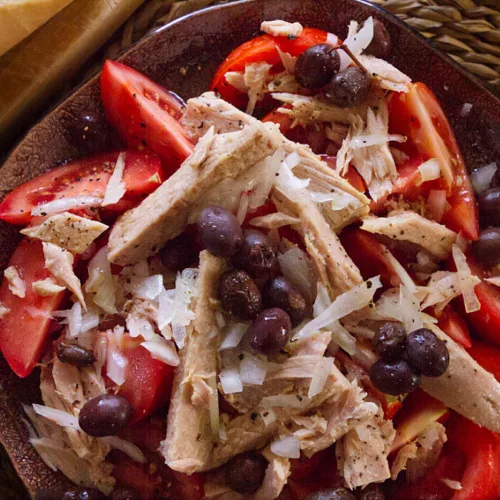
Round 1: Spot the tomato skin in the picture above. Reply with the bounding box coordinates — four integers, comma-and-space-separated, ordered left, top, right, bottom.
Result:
0, 238, 66, 377
211, 28, 331, 108
101, 61, 193, 176
467, 340, 500, 382
447, 414, 500, 500
435, 304, 472, 349
340, 228, 400, 287
0, 150, 164, 226
288, 446, 340, 499
388, 83, 479, 240
461, 254, 500, 345
119, 339, 175, 423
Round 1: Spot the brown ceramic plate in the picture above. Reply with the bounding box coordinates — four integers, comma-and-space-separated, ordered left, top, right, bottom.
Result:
1, 0, 500, 496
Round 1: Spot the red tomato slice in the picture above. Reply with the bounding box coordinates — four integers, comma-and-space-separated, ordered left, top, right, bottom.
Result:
447, 413, 500, 500
0, 238, 66, 377
119, 338, 175, 423
211, 28, 332, 108
101, 61, 193, 176
468, 340, 500, 382
435, 304, 472, 349
340, 227, 400, 287
0, 151, 164, 226
391, 442, 466, 500
288, 446, 340, 499
460, 254, 500, 345
320, 155, 367, 193
389, 83, 479, 240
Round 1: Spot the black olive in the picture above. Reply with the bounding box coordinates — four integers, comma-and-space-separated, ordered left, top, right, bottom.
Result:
225, 452, 268, 494
247, 307, 292, 355
263, 276, 308, 326
109, 488, 141, 500
472, 228, 500, 267
324, 67, 371, 108
218, 269, 262, 319
304, 487, 357, 500
365, 19, 392, 59
159, 233, 198, 272
79, 394, 132, 437
56, 343, 96, 367
197, 205, 243, 257
479, 187, 500, 227
370, 359, 420, 396
372, 322, 407, 361
233, 229, 278, 278
406, 328, 450, 377
358, 483, 386, 500
294, 44, 341, 89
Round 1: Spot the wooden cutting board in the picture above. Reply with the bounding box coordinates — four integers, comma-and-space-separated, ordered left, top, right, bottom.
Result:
0, 0, 145, 151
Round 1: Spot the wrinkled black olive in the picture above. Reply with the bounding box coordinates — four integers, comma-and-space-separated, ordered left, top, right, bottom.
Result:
218, 270, 262, 319
365, 19, 392, 59
406, 328, 450, 377
324, 67, 370, 108
233, 229, 278, 278
225, 452, 268, 493
295, 44, 341, 88
372, 322, 407, 361
370, 359, 420, 396
263, 276, 308, 326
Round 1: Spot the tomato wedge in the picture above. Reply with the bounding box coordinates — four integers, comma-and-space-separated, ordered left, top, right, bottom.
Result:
468, 340, 500, 382
101, 61, 193, 176
389, 83, 479, 240
0, 151, 164, 226
435, 303, 472, 349
211, 28, 332, 108
340, 228, 400, 287
460, 254, 500, 345
119, 337, 175, 423
0, 238, 66, 377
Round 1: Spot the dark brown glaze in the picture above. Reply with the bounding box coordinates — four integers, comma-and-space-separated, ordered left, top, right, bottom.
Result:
0, 0, 499, 497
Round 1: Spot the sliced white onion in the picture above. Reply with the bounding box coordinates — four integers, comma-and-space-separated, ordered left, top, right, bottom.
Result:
219, 366, 243, 394
236, 192, 249, 225
278, 247, 317, 304
240, 353, 267, 385
24, 306, 53, 319
171, 269, 199, 349
382, 245, 417, 293
31, 196, 102, 216
485, 276, 500, 287
219, 323, 248, 351
417, 158, 442, 184
375, 289, 401, 321
85, 246, 117, 314
80, 311, 100, 334
158, 287, 175, 333
266, 355, 321, 380
330, 321, 357, 355
100, 436, 146, 463
440, 478, 462, 491
107, 327, 127, 386
206, 375, 220, 441
452, 244, 481, 313
399, 285, 423, 333
276, 46, 297, 74
351, 134, 406, 148
125, 274, 163, 301
102, 152, 126, 206
460, 103, 472, 117
126, 315, 156, 341
427, 190, 447, 222
271, 436, 301, 459
94, 334, 108, 377
67, 302, 82, 338
310, 190, 356, 211
295, 277, 382, 340
248, 148, 285, 209
141, 338, 180, 366
259, 407, 277, 426
308, 357, 333, 398
32, 404, 80, 429
261, 394, 311, 409
278, 153, 310, 192
471, 162, 497, 196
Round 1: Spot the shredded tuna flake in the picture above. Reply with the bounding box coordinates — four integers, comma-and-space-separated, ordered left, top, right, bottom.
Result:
4, 265, 26, 298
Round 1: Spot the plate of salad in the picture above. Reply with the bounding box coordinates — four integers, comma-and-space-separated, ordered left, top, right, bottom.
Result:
1, 0, 500, 498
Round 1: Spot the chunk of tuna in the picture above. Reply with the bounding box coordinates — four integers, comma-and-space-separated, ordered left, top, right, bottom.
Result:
255, 448, 291, 500
272, 189, 362, 300
362, 211, 457, 260
21, 212, 108, 254
337, 413, 395, 489
108, 125, 273, 265
163, 251, 226, 473
421, 324, 500, 433
261, 20, 303, 37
